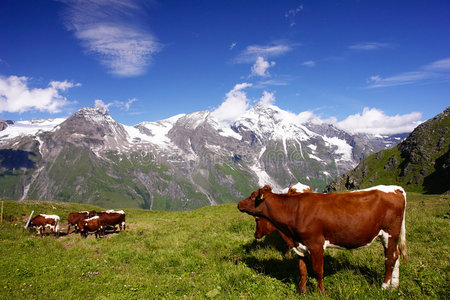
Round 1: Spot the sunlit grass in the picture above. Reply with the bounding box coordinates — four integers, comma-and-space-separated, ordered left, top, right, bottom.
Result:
0, 193, 448, 299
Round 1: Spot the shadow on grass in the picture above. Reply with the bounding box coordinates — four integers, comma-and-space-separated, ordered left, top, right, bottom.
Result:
239, 234, 382, 289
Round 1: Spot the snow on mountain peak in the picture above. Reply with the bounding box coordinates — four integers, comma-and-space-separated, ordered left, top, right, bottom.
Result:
233, 104, 317, 141
0, 118, 65, 142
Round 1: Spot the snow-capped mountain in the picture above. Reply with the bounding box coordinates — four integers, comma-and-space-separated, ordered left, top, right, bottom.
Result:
0, 105, 407, 210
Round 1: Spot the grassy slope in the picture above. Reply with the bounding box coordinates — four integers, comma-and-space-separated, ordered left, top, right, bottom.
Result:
0, 194, 448, 299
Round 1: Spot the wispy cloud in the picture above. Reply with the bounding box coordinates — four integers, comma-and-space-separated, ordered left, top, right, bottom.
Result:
234, 42, 292, 63
0, 75, 79, 113
367, 57, 450, 88
302, 60, 316, 67
285, 4, 303, 27
229, 42, 237, 50
60, 0, 161, 77
348, 42, 390, 51
93, 98, 137, 112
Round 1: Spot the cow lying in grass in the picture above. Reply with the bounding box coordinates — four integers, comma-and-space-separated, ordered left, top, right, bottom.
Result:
238, 185, 407, 294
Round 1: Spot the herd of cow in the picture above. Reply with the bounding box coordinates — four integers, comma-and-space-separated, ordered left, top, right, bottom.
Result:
27, 209, 126, 238
238, 183, 407, 294
24, 182, 408, 295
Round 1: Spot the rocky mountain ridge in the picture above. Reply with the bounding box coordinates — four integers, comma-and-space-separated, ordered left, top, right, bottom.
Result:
326, 107, 450, 194
0, 105, 408, 209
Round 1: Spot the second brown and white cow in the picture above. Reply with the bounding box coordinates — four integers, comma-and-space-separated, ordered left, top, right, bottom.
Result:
89, 210, 126, 232
253, 183, 312, 253
28, 214, 60, 237
78, 216, 103, 238
67, 211, 89, 234
238, 185, 407, 294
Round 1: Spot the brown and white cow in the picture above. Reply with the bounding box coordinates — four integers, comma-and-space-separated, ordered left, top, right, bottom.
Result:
67, 211, 89, 234
78, 216, 103, 238
28, 214, 60, 237
89, 210, 126, 232
253, 183, 312, 253
238, 185, 407, 294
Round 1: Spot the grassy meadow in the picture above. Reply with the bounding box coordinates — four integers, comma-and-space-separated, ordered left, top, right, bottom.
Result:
0, 193, 448, 299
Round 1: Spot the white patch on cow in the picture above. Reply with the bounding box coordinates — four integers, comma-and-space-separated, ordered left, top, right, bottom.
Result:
323, 240, 346, 250
357, 185, 405, 196
381, 282, 390, 290
41, 214, 60, 221
280, 182, 311, 194
391, 257, 400, 288
293, 242, 309, 257
85, 216, 99, 221
104, 209, 125, 214
379, 230, 391, 248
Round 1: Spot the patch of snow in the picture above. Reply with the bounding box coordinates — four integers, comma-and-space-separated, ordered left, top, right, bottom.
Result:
307, 144, 317, 151
0, 118, 65, 142
308, 153, 324, 162
322, 136, 353, 162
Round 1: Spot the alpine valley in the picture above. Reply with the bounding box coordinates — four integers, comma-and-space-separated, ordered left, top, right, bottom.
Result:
0, 105, 407, 210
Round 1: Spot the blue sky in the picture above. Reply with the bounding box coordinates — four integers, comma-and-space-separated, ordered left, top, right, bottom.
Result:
0, 0, 449, 134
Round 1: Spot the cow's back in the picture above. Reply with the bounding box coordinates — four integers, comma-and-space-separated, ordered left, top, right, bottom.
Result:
292, 190, 405, 249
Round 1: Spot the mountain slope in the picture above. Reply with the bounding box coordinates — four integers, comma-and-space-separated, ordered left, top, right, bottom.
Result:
326, 107, 450, 194
0, 105, 408, 209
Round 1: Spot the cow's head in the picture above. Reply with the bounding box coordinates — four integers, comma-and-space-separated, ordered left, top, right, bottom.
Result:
238, 185, 272, 216
254, 217, 277, 239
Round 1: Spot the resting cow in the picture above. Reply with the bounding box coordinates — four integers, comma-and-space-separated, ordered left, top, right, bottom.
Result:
67, 211, 89, 234
89, 210, 126, 232
28, 214, 60, 237
78, 216, 103, 238
238, 185, 407, 294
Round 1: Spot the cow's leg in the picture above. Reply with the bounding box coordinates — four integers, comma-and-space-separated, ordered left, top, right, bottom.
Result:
309, 247, 325, 294
67, 224, 71, 235
298, 257, 308, 294
382, 237, 401, 290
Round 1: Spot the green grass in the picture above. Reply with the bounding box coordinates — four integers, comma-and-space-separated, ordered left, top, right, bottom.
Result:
0, 193, 448, 299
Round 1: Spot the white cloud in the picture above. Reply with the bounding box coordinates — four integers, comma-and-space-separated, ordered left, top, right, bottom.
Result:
302, 60, 315, 67
235, 43, 292, 63
251, 56, 275, 77
424, 58, 450, 71
61, 0, 161, 77
335, 107, 422, 135
367, 57, 450, 88
210, 83, 252, 124
258, 91, 275, 106
348, 42, 390, 51
94, 97, 137, 112
0, 75, 78, 113
285, 5, 303, 26
230, 42, 237, 50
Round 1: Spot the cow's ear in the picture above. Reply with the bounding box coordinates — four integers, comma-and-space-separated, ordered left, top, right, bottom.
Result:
256, 188, 266, 206
262, 185, 272, 192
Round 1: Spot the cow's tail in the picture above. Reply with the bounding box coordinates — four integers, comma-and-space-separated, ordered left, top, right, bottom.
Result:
398, 188, 408, 264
